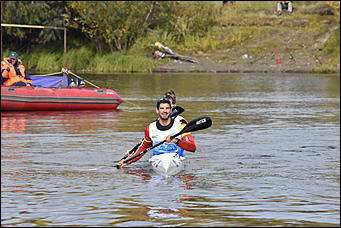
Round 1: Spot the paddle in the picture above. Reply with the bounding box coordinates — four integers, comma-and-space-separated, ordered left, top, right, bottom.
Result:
115, 106, 185, 164
115, 116, 212, 169
170, 106, 184, 118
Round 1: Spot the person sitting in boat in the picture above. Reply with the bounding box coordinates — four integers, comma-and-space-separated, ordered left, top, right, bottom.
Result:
116, 97, 196, 167
1, 51, 32, 86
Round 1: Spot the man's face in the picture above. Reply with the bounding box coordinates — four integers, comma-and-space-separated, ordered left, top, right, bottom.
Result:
9, 58, 17, 64
157, 103, 171, 120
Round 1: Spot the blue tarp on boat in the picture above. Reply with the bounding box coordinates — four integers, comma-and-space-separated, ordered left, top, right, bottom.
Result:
31, 76, 68, 87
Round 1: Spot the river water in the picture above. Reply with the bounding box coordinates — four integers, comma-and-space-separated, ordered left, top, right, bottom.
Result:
1, 73, 340, 227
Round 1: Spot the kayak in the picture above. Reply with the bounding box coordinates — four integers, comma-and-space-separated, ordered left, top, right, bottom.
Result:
1, 85, 123, 111
149, 153, 185, 176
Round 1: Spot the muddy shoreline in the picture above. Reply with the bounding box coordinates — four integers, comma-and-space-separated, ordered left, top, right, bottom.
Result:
153, 56, 340, 74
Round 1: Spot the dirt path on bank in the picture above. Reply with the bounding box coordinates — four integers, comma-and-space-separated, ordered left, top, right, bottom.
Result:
154, 23, 340, 74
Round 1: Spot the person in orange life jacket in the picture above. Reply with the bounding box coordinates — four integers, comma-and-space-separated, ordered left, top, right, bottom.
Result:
117, 97, 196, 167
1, 51, 32, 86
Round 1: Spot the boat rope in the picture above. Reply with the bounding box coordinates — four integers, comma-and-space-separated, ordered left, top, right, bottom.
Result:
62, 68, 140, 107
123, 99, 140, 108
62, 68, 100, 89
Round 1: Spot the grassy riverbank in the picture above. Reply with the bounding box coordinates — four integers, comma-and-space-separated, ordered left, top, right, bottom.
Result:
2, 1, 340, 74
2, 46, 156, 73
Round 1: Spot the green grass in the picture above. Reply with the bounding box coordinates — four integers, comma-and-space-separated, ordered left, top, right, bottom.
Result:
320, 27, 340, 66
91, 52, 156, 73
311, 66, 336, 73
67, 47, 94, 71
3, 47, 157, 73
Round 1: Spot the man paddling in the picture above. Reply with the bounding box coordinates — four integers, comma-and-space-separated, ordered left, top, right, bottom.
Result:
116, 94, 184, 164
116, 97, 196, 167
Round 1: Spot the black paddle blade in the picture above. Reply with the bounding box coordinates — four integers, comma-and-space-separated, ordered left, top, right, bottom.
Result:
170, 106, 185, 118
180, 116, 212, 135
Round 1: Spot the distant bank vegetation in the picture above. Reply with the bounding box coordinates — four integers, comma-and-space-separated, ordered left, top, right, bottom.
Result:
1, 1, 340, 73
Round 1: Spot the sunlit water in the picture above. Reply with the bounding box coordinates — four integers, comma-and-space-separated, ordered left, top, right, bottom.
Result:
1, 73, 340, 226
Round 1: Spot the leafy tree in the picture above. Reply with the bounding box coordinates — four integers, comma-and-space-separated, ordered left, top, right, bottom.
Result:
2, 1, 222, 54
66, 1, 222, 52
66, 1, 160, 53
2, 1, 67, 52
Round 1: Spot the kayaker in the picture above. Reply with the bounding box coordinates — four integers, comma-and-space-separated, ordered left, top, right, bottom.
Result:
164, 89, 177, 110
1, 51, 32, 86
116, 97, 196, 167
164, 89, 185, 120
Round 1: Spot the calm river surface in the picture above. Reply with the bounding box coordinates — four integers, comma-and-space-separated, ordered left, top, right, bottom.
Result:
1, 73, 340, 227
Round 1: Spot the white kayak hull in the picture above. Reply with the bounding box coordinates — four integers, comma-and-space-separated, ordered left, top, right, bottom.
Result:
149, 153, 184, 176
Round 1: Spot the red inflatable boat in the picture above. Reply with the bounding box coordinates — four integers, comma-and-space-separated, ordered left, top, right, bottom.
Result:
1, 86, 123, 111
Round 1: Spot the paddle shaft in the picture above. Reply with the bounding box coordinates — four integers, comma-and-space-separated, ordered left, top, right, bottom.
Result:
117, 139, 143, 162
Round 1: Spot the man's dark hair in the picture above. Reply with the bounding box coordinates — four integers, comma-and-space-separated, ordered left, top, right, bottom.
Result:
156, 97, 171, 109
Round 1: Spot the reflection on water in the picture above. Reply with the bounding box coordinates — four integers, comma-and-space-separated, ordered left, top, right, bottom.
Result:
1, 73, 340, 227
1, 110, 122, 133
118, 167, 195, 190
